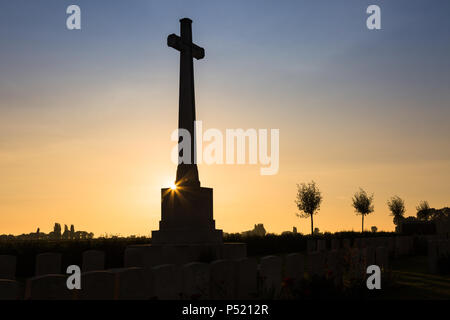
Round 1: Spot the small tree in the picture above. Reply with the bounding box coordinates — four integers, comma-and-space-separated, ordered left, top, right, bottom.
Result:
295, 181, 322, 235
416, 200, 431, 221
352, 188, 374, 232
387, 195, 406, 226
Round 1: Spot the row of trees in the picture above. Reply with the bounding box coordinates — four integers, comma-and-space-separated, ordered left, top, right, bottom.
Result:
0, 223, 94, 240
295, 181, 446, 235
48, 223, 94, 240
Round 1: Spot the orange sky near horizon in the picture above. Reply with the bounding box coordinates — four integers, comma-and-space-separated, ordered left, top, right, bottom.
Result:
1, 81, 449, 236
1, 1, 449, 237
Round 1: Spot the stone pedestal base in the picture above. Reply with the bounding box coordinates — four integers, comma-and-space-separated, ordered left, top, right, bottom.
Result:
152, 186, 223, 245
124, 243, 247, 268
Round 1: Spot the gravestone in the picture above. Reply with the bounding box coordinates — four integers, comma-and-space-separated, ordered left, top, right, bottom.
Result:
0, 280, 21, 300
181, 262, 209, 300
307, 239, 316, 253
361, 247, 375, 268
82, 250, 105, 272
387, 237, 395, 255
317, 239, 326, 252
35, 253, 61, 276
233, 258, 257, 300
306, 252, 325, 277
284, 253, 305, 281
26, 275, 72, 300
152, 264, 181, 300
259, 256, 282, 296
124, 245, 164, 268
0, 255, 16, 280
112, 267, 148, 300
428, 240, 438, 274
427, 240, 450, 274
325, 250, 339, 279
349, 248, 363, 278
343, 239, 351, 249
210, 260, 235, 299
331, 239, 340, 250
375, 247, 389, 270
79, 271, 116, 300
395, 236, 409, 256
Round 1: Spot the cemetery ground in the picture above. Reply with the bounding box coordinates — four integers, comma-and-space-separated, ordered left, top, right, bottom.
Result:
387, 256, 450, 299
1, 232, 450, 299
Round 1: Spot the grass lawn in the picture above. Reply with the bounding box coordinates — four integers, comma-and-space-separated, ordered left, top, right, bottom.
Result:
383, 256, 450, 299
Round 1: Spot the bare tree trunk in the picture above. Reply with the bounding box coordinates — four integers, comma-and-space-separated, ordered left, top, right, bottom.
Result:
311, 214, 314, 235
362, 214, 364, 233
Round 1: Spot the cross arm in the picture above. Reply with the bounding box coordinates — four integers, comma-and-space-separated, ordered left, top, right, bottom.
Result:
167, 34, 182, 51
167, 34, 205, 60
191, 43, 205, 60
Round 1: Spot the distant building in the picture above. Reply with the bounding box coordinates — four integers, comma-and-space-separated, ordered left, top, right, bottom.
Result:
281, 227, 298, 236
241, 224, 266, 237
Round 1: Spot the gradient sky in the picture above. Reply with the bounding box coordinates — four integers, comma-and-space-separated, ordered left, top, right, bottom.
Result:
1, 0, 449, 236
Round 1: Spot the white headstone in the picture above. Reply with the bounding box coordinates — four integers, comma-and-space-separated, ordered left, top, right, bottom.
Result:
210, 260, 235, 299
0, 255, 16, 280
343, 239, 351, 249
317, 240, 326, 252
181, 262, 209, 300
233, 258, 257, 300
307, 239, 316, 253
112, 267, 148, 300
375, 246, 389, 270
325, 250, 339, 279
82, 250, 105, 272
35, 252, 61, 276
306, 252, 325, 277
331, 239, 340, 250
0, 279, 21, 300
26, 274, 72, 300
259, 256, 282, 296
349, 248, 363, 278
284, 253, 305, 281
395, 236, 414, 256
361, 247, 375, 268
428, 240, 438, 274
152, 264, 181, 300
79, 271, 116, 300
124, 245, 163, 268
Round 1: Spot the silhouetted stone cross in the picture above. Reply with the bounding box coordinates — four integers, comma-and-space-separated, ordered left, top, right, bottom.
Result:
168, 18, 204, 187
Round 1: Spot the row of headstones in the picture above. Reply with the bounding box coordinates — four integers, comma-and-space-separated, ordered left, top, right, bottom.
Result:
0, 247, 389, 300
0, 250, 106, 300
306, 236, 413, 256
428, 239, 450, 274
0, 250, 106, 280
